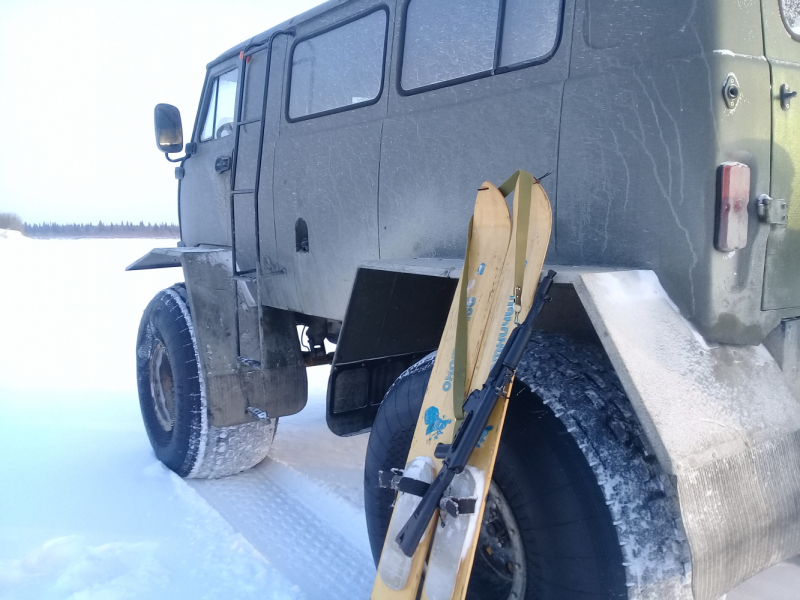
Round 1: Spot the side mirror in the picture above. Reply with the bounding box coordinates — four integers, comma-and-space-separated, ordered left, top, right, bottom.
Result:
154, 104, 183, 153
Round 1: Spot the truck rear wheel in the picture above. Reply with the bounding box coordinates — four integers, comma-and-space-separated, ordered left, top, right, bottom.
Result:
365, 333, 691, 600
136, 284, 277, 478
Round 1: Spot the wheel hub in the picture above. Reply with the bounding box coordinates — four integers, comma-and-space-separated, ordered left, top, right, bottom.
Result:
149, 340, 176, 432
467, 482, 526, 600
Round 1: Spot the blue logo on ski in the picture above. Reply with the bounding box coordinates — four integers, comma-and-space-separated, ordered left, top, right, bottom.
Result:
424, 406, 452, 441
476, 425, 494, 448
477, 263, 485, 275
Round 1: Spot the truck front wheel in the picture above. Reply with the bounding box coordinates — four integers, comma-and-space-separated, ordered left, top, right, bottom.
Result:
136, 284, 277, 478
364, 333, 692, 600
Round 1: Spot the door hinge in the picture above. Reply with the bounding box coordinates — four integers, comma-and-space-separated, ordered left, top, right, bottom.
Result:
247, 406, 269, 420
757, 195, 788, 225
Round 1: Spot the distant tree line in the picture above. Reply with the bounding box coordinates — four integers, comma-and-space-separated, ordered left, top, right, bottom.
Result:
2, 212, 179, 238
0, 212, 24, 233
24, 220, 180, 239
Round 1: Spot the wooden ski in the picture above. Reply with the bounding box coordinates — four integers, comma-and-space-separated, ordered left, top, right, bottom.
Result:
371, 182, 512, 599
429, 173, 552, 600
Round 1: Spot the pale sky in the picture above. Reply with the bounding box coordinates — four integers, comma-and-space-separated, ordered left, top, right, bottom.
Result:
0, 0, 324, 225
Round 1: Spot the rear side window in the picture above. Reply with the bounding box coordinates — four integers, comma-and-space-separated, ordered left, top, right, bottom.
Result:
400, 0, 562, 93
500, 0, 562, 66
780, 0, 800, 38
200, 69, 238, 142
288, 8, 389, 121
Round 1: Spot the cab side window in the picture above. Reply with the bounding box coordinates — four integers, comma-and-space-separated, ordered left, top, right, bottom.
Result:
400, 0, 562, 93
780, 0, 800, 37
200, 69, 239, 142
288, 8, 389, 121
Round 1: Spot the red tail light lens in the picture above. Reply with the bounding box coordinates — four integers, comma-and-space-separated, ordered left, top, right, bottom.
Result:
715, 162, 750, 252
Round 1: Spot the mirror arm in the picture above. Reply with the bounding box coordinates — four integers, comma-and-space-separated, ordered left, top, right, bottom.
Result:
163, 142, 196, 164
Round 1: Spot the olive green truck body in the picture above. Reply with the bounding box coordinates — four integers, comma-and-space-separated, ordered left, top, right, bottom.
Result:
131, 1, 800, 598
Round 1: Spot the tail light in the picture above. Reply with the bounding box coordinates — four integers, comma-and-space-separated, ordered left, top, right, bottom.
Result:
715, 162, 750, 252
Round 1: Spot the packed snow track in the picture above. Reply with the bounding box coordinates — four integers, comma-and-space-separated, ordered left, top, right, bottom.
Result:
0, 232, 795, 599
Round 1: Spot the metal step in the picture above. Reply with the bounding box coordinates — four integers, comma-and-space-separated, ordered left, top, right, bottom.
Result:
237, 356, 262, 369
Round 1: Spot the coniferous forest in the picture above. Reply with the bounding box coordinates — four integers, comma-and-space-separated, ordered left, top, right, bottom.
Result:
0, 212, 179, 239
24, 221, 179, 238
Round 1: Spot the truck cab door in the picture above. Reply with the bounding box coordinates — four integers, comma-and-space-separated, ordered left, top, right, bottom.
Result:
761, 1, 800, 310
179, 58, 240, 248
181, 46, 281, 363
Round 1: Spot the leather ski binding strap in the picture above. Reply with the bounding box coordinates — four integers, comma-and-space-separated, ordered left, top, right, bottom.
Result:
439, 496, 477, 518
378, 469, 476, 518
378, 469, 431, 497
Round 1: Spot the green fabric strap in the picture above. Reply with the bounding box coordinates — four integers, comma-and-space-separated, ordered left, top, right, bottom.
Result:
451, 172, 534, 426
498, 170, 533, 322
452, 217, 473, 423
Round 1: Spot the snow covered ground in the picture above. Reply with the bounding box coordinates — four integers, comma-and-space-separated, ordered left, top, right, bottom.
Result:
0, 232, 371, 600
0, 231, 796, 599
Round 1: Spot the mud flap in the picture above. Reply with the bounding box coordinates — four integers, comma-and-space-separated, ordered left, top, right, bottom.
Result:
130, 246, 308, 425
573, 269, 800, 600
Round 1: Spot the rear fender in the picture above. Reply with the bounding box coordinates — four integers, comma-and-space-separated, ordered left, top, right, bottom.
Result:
334, 259, 800, 599
566, 268, 800, 600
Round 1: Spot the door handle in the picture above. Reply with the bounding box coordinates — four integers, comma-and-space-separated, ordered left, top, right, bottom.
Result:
780, 84, 797, 110
215, 156, 231, 173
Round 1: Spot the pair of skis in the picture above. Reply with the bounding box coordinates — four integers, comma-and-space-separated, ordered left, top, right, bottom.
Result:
371, 171, 553, 600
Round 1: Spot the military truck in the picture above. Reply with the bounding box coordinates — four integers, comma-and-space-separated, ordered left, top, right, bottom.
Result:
129, 1, 800, 598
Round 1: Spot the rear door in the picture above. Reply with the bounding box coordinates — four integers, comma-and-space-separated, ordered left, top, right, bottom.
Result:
761, 1, 800, 309
270, 2, 393, 320
378, 0, 569, 262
